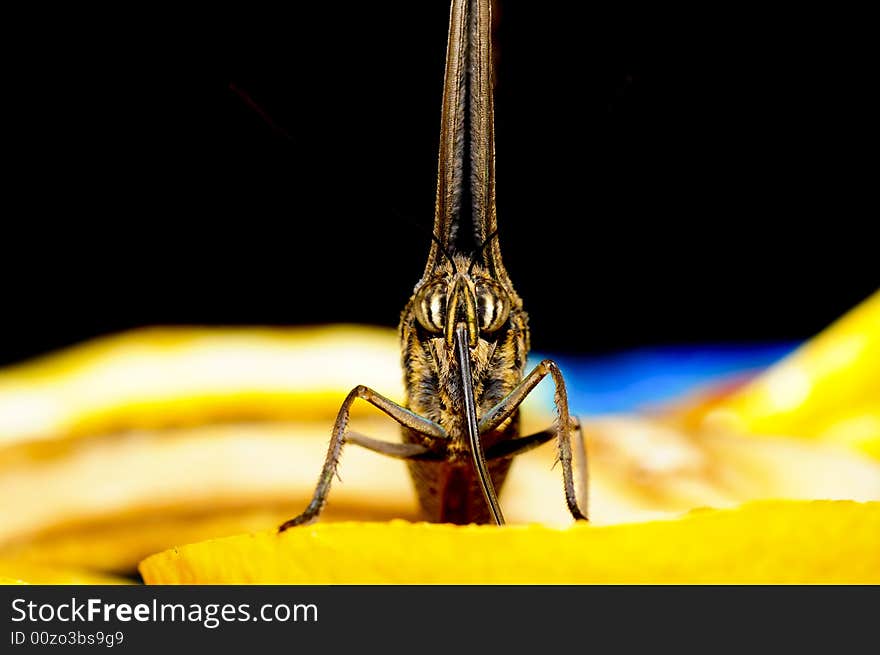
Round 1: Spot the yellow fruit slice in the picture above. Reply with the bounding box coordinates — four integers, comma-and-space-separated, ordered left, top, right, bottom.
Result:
0, 325, 402, 448
139, 500, 880, 584
701, 290, 880, 457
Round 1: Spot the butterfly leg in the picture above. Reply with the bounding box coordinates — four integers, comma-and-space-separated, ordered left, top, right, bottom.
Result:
278, 385, 448, 532
478, 360, 588, 521
484, 416, 589, 520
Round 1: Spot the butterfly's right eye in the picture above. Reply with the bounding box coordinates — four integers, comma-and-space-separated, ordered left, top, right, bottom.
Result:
414, 282, 447, 333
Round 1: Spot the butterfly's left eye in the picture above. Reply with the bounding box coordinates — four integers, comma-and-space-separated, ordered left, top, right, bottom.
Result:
475, 280, 510, 333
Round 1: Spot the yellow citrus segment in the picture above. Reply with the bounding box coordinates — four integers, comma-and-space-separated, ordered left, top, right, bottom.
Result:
0, 325, 402, 448
138, 500, 880, 584
0, 560, 133, 585
701, 290, 880, 456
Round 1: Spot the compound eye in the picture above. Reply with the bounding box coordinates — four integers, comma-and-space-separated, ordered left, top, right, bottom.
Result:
475, 280, 510, 333
414, 281, 447, 333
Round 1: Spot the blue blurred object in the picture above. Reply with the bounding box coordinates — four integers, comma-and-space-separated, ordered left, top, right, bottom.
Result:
529, 343, 797, 416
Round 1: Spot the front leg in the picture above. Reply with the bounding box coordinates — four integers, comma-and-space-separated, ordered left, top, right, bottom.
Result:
278, 385, 448, 532
479, 360, 588, 521
484, 416, 589, 519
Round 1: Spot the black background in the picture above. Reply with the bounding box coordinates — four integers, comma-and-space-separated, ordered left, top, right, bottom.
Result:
3, 3, 876, 365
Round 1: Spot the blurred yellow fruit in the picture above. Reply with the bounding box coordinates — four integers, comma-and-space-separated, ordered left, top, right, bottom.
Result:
4, 416, 878, 576
139, 500, 880, 584
3, 318, 879, 583
0, 325, 402, 448
701, 290, 880, 457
